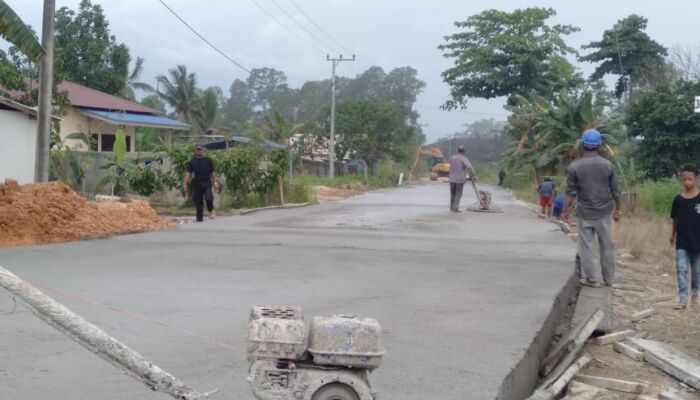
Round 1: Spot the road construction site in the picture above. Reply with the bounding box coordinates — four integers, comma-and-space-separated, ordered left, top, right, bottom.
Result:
0, 183, 578, 399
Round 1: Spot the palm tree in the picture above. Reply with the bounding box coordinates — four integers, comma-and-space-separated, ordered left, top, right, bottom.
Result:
157, 65, 197, 123
262, 111, 302, 143
119, 57, 154, 101
192, 88, 219, 134
0, 1, 44, 62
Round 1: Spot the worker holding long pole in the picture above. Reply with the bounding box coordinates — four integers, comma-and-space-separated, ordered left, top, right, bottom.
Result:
448, 145, 477, 213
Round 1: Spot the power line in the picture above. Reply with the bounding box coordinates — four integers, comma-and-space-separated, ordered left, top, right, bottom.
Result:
156, 0, 251, 74
251, 0, 326, 55
286, 0, 354, 55
267, 0, 337, 54
414, 103, 509, 117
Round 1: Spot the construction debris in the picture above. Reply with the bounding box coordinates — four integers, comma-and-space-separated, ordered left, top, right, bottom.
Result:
561, 381, 604, 400
0, 181, 169, 247
612, 283, 646, 292
573, 374, 648, 393
629, 338, 700, 390
595, 330, 636, 346
647, 295, 675, 303
530, 355, 592, 400
631, 308, 656, 322
613, 341, 644, 361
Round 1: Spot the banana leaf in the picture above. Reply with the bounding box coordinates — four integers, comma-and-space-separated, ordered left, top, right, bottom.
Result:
0, 0, 44, 62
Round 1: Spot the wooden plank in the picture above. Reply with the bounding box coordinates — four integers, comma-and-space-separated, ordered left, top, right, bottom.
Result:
630, 338, 700, 390
614, 341, 644, 362
573, 374, 647, 393
596, 330, 636, 346
658, 391, 685, 400
529, 355, 592, 400
631, 308, 655, 322
537, 310, 604, 391
648, 294, 675, 303
612, 284, 646, 292
545, 355, 593, 399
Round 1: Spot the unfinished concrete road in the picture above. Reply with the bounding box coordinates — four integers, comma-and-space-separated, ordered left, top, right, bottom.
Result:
0, 183, 576, 400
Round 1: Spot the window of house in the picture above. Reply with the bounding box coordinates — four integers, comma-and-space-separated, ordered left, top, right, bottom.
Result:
99, 134, 131, 152
100, 134, 115, 152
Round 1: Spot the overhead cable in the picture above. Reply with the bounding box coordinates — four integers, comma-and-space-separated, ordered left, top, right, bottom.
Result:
156, 0, 251, 74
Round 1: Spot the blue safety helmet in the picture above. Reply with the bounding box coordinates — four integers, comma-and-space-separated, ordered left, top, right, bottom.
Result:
580, 129, 602, 148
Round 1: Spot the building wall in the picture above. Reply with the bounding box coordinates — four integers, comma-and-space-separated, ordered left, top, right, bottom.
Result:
0, 109, 37, 184
60, 107, 136, 152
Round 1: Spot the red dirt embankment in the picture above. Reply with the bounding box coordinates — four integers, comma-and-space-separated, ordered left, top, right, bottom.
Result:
0, 180, 170, 247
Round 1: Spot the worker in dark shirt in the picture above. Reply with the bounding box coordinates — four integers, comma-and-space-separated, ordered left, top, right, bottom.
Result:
184, 145, 217, 222
562, 129, 622, 288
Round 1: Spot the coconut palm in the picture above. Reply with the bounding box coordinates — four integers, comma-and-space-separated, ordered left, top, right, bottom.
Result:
0, 1, 44, 62
192, 87, 219, 134
119, 57, 154, 101
157, 65, 197, 123
261, 111, 302, 143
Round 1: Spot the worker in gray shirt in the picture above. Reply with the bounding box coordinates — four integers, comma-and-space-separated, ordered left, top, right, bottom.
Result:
562, 129, 622, 287
448, 145, 477, 213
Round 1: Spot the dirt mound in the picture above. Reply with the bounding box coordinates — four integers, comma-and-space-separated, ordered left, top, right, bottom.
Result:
0, 180, 170, 247
312, 184, 366, 203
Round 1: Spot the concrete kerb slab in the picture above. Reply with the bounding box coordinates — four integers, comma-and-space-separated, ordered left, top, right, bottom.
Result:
497, 270, 580, 400
238, 202, 312, 215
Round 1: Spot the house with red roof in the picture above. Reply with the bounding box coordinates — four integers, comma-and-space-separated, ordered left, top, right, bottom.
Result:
57, 81, 190, 152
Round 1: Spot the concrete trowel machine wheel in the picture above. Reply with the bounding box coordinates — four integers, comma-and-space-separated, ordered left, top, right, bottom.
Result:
247, 306, 385, 400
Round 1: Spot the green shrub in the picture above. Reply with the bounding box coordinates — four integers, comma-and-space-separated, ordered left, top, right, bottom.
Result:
126, 167, 170, 197
638, 179, 679, 217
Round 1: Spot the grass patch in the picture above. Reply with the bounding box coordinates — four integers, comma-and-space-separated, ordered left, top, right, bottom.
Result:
613, 212, 674, 270
637, 179, 679, 217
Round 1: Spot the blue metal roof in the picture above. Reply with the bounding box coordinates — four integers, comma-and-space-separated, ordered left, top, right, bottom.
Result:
77, 107, 191, 130
203, 136, 287, 150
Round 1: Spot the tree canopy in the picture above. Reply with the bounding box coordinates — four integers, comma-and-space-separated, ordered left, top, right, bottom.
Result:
54, 0, 135, 95
580, 14, 667, 99
625, 81, 700, 179
439, 7, 580, 108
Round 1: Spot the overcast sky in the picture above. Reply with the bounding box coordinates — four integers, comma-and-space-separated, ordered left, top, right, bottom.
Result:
6, 0, 700, 141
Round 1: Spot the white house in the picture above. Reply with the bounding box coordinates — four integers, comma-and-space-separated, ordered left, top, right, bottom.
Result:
0, 96, 39, 184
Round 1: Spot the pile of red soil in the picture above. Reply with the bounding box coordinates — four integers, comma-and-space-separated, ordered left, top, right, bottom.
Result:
0, 180, 170, 247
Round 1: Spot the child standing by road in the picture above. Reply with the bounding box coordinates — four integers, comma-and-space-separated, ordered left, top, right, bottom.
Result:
537, 177, 556, 219
670, 166, 700, 310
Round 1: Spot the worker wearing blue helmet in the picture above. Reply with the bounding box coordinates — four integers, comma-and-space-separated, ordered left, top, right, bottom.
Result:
562, 129, 622, 288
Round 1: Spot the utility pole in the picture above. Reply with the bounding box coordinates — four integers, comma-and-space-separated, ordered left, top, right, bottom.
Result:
35, 0, 56, 182
327, 54, 355, 178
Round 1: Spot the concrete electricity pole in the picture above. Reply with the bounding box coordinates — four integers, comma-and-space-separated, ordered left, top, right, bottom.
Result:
35, 0, 56, 182
327, 54, 355, 178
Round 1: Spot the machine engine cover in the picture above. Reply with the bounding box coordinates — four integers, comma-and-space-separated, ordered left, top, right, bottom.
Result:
248, 306, 307, 361
308, 315, 384, 369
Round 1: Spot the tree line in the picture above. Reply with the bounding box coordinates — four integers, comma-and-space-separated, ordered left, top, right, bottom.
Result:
439, 8, 700, 181
0, 0, 427, 171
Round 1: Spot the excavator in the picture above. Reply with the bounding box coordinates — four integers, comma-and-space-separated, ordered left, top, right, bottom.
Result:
410, 145, 451, 181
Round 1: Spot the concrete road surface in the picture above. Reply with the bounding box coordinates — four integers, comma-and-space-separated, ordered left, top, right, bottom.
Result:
0, 183, 576, 400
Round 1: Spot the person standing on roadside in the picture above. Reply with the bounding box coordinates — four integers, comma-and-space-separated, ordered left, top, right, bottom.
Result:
537, 177, 556, 219
448, 145, 477, 213
184, 145, 217, 222
561, 129, 622, 288
498, 168, 506, 186
670, 166, 700, 310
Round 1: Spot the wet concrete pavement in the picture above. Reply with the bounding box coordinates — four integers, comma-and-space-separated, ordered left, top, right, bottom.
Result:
0, 183, 576, 400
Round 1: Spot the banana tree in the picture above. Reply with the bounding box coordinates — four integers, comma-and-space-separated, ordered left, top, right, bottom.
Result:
0, 1, 44, 62
98, 130, 130, 196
